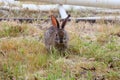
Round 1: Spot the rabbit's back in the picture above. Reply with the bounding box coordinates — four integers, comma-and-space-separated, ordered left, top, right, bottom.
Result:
44, 27, 56, 50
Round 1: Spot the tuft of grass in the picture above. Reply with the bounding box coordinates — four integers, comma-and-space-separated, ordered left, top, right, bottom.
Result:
106, 71, 120, 80
0, 22, 27, 37
0, 21, 42, 38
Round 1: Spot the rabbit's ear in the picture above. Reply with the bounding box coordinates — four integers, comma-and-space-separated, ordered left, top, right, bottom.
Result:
61, 14, 70, 29
51, 15, 59, 28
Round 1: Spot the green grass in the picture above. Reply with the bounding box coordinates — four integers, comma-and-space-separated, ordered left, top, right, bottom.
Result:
0, 21, 120, 80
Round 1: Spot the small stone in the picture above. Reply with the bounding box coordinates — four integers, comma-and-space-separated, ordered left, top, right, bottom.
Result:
89, 58, 95, 61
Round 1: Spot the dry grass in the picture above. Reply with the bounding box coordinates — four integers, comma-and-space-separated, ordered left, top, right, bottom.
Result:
0, 1, 119, 79
0, 20, 120, 80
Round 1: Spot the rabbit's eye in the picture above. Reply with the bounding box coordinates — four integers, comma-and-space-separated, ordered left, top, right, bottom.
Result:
55, 34, 59, 39
56, 34, 58, 37
56, 34, 59, 38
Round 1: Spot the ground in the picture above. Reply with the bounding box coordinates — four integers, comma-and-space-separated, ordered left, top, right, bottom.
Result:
0, 20, 120, 80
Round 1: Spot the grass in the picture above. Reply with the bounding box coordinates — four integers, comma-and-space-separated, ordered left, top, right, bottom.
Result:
0, 21, 120, 80
0, 1, 120, 79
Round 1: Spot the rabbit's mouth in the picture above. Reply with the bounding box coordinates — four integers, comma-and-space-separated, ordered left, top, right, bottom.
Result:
55, 41, 64, 44
55, 42, 66, 46
55, 43, 66, 47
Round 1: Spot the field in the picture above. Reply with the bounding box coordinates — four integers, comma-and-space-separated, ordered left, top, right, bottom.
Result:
0, 2, 120, 80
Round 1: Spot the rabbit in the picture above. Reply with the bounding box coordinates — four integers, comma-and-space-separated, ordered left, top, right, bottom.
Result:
44, 14, 70, 52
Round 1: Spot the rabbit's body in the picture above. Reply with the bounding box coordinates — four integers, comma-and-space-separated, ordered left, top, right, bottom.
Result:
44, 26, 68, 51
44, 15, 70, 51
44, 27, 57, 50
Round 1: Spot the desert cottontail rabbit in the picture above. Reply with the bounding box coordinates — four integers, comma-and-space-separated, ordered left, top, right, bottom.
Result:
44, 14, 70, 51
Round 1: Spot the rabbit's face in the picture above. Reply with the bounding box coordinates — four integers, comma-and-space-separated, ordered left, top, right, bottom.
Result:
50, 14, 70, 44
55, 29, 67, 44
